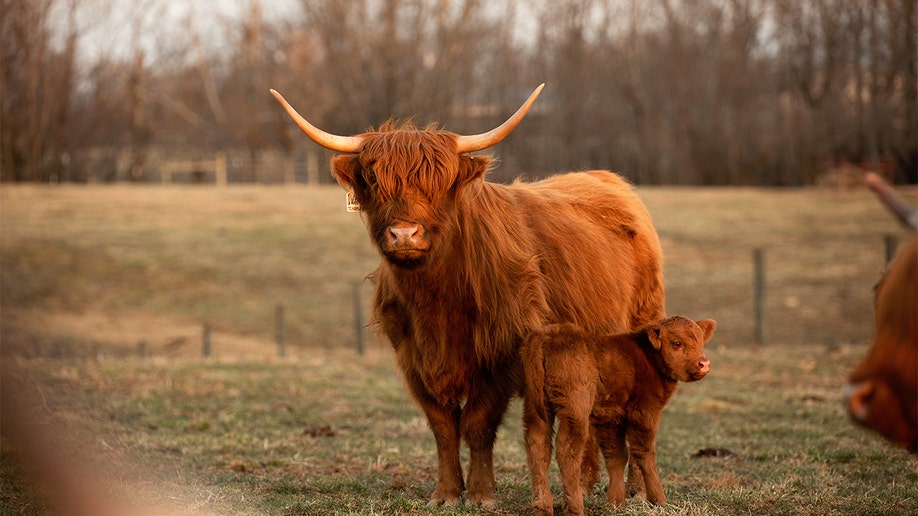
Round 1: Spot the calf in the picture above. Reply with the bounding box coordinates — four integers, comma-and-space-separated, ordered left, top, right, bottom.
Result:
522, 316, 716, 515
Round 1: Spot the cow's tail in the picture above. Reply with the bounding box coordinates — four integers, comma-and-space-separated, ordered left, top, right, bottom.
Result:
521, 329, 551, 427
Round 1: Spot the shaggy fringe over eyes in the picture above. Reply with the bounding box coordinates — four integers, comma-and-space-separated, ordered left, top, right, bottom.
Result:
360, 120, 466, 201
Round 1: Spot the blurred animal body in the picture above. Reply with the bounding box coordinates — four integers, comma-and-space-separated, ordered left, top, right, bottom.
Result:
845, 174, 917, 452
521, 317, 716, 515
271, 85, 666, 505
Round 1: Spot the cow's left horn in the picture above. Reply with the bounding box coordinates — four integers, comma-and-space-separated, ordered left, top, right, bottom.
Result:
456, 83, 544, 153
270, 89, 362, 153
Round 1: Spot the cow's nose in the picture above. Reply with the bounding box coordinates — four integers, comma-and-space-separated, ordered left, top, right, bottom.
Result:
698, 359, 710, 374
388, 223, 423, 246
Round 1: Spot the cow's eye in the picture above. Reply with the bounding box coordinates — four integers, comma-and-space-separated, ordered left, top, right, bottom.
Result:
671, 341, 682, 349
362, 168, 377, 186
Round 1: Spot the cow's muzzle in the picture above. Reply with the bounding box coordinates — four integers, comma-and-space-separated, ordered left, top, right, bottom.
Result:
387, 222, 426, 247
383, 222, 430, 265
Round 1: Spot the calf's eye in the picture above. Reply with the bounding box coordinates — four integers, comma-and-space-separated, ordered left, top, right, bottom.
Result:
672, 341, 682, 349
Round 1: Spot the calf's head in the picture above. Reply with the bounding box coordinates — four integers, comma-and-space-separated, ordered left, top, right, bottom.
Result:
647, 316, 716, 382
270, 85, 544, 269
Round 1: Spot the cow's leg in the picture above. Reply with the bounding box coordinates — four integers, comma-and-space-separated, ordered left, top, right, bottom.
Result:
460, 378, 514, 507
403, 373, 464, 506
423, 401, 464, 506
626, 422, 666, 506
524, 400, 555, 516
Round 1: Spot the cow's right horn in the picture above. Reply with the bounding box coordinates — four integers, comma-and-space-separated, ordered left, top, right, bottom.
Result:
270, 89, 362, 153
456, 83, 545, 153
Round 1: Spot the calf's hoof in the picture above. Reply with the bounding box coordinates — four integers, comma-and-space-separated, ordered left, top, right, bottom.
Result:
531, 499, 553, 516
606, 489, 626, 508
646, 493, 667, 507
562, 505, 584, 516
626, 481, 644, 499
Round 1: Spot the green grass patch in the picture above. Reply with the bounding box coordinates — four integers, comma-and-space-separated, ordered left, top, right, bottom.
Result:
3, 343, 917, 515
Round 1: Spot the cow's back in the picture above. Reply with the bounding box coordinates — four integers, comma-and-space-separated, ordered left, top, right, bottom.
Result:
874, 238, 918, 349
511, 171, 664, 333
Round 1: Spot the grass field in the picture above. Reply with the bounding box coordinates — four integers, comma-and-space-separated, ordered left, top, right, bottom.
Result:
1, 183, 916, 515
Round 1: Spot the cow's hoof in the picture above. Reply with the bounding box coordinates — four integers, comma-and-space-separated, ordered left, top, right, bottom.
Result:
427, 491, 462, 507
427, 496, 461, 507
467, 492, 497, 509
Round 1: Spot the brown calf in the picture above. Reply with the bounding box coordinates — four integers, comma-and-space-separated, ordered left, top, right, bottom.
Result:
522, 316, 716, 515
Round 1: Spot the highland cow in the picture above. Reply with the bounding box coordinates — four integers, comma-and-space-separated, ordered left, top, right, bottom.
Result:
845, 173, 917, 452
270, 85, 666, 505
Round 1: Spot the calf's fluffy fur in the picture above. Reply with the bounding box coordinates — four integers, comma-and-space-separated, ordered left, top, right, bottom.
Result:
522, 316, 716, 515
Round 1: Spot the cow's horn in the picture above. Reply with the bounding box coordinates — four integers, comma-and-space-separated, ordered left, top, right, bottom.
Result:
269, 89, 362, 153
865, 172, 918, 231
456, 83, 545, 153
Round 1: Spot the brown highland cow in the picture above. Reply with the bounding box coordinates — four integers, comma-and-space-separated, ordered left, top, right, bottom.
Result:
522, 316, 716, 515
845, 172, 917, 452
271, 85, 666, 506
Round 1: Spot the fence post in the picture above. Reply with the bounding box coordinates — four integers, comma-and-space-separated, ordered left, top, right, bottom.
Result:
753, 248, 765, 346
885, 234, 898, 264
202, 324, 212, 357
353, 283, 365, 355
215, 151, 227, 186
275, 304, 286, 357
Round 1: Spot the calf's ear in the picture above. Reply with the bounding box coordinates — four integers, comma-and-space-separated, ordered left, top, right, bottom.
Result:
331, 155, 361, 191
697, 319, 717, 342
647, 324, 664, 350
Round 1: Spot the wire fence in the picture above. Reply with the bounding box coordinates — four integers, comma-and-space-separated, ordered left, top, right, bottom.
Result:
663, 235, 900, 349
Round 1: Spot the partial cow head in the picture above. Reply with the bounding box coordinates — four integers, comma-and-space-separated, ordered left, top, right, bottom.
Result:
270, 85, 544, 269
647, 316, 716, 382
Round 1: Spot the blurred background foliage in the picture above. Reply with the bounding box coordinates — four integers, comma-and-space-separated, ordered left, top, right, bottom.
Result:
2, 0, 915, 186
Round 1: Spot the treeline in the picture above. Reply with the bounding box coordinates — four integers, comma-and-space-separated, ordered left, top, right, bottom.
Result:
2, 0, 916, 185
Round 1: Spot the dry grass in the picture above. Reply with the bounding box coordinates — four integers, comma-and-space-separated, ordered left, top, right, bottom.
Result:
1, 182, 917, 515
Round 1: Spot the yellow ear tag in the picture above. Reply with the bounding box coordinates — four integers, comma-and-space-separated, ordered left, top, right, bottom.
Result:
346, 191, 361, 212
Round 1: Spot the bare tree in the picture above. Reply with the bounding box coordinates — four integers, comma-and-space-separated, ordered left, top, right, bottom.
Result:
1, 0, 80, 182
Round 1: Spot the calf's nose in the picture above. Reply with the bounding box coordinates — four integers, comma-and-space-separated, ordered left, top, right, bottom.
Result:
698, 358, 710, 374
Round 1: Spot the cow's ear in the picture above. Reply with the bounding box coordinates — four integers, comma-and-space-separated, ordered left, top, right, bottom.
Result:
647, 324, 664, 350
331, 155, 361, 191
456, 155, 490, 189
697, 319, 717, 342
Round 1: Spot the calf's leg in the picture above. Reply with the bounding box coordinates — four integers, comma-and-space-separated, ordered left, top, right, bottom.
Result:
596, 424, 628, 507
580, 426, 601, 492
555, 409, 592, 516
627, 422, 666, 506
523, 403, 555, 516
